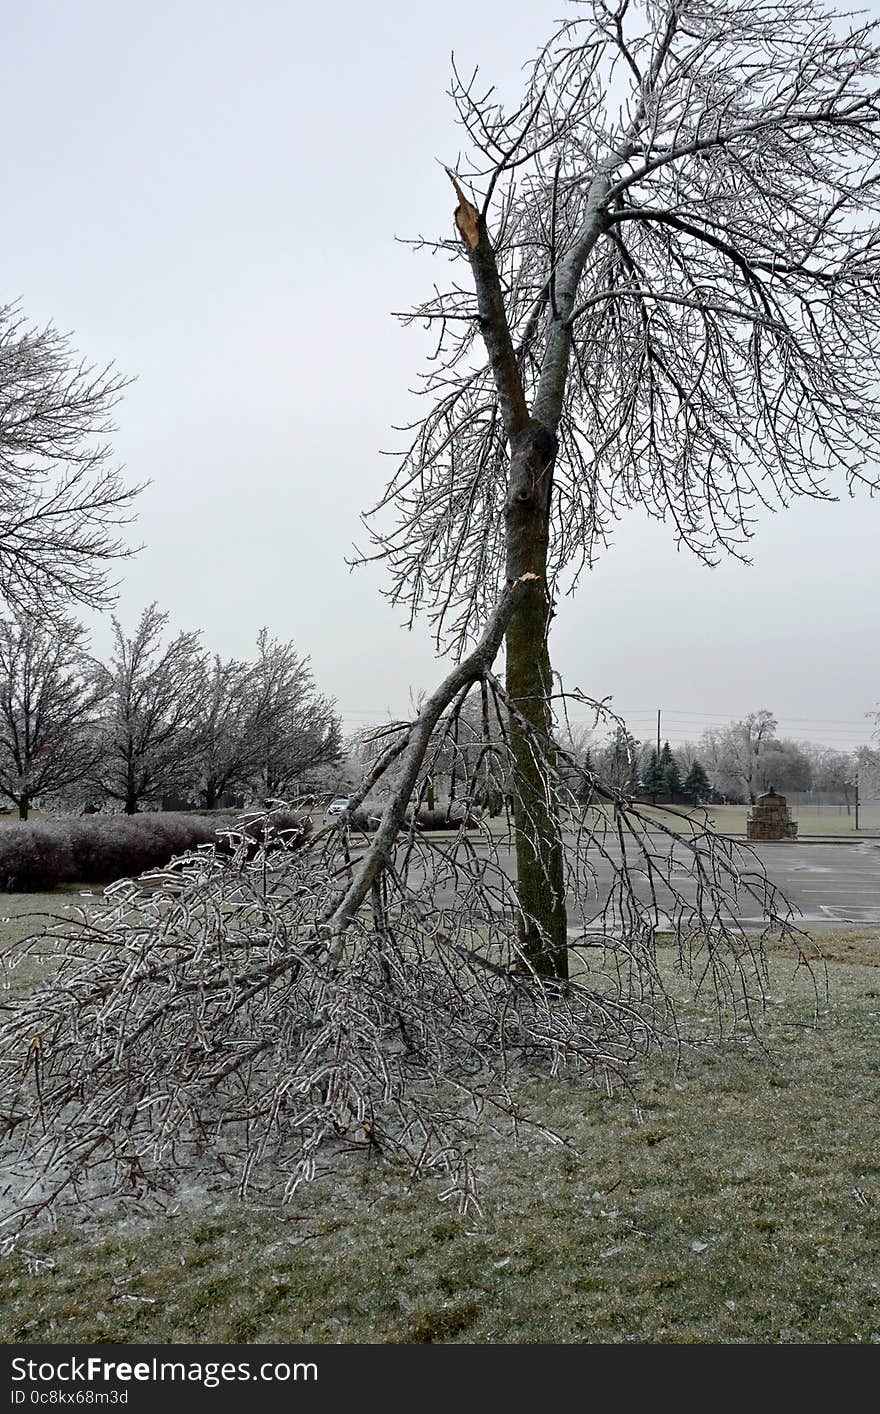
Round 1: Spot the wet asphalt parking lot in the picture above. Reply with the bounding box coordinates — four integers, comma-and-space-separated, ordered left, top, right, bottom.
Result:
418, 836, 880, 930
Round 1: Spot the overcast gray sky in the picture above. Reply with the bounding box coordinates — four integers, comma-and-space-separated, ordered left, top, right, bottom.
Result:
2, 0, 878, 754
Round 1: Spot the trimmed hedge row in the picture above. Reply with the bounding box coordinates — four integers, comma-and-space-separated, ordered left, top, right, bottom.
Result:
339, 808, 483, 825
412, 808, 479, 831
0, 803, 477, 891
0, 811, 311, 892
339, 808, 479, 834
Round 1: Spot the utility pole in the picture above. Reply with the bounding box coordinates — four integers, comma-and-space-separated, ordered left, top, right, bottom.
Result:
657, 709, 661, 759
855, 773, 860, 832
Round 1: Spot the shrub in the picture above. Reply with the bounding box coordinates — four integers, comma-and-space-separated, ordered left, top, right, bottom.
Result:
0, 823, 76, 892
0, 810, 312, 891
65, 816, 207, 884
412, 808, 479, 831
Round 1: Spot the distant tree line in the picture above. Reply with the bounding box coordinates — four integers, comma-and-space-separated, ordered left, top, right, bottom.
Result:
561, 709, 869, 812
0, 605, 342, 818
573, 726, 713, 806
346, 704, 875, 820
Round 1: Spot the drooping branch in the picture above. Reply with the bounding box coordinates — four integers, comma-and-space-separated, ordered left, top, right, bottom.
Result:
0, 657, 823, 1240
325, 572, 533, 941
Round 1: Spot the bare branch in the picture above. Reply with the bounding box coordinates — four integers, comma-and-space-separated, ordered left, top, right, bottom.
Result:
0, 303, 142, 615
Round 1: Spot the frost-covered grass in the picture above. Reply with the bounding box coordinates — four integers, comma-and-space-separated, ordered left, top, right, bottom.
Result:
655, 926, 880, 970
480, 804, 879, 840
572, 803, 879, 837
0, 938, 878, 1345
0, 890, 95, 993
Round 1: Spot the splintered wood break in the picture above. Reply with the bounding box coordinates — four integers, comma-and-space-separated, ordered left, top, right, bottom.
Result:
446, 169, 480, 250
518, 572, 540, 581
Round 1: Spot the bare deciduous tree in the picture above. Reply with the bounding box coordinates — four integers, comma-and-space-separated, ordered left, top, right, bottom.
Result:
697, 712, 781, 801
360, 0, 880, 972
194, 654, 260, 810
193, 636, 342, 809
758, 737, 813, 795
857, 741, 880, 801
92, 605, 206, 814
744, 711, 780, 801
2, 0, 874, 1237
811, 746, 857, 811
250, 631, 342, 804
0, 614, 102, 819
698, 725, 745, 800
0, 302, 140, 616
732, 709, 779, 802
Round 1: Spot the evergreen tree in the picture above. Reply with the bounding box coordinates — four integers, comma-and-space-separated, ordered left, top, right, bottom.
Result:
642, 750, 666, 803
683, 759, 712, 806
665, 756, 683, 800
576, 748, 596, 806
658, 740, 682, 800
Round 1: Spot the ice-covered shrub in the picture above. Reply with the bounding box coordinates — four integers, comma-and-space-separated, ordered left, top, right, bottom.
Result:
0, 811, 310, 890
0, 823, 76, 892
412, 807, 479, 831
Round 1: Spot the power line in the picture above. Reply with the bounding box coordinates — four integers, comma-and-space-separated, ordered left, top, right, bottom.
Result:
613, 708, 876, 725
339, 703, 878, 753
565, 722, 873, 743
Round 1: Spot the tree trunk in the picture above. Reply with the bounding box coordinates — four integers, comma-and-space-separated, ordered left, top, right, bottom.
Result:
504, 425, 568, 980
450, 183, 606, 980
124, 758, 138, 815
18, 796, 29, 821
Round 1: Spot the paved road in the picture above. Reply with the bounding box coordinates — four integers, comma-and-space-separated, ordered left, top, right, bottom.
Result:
738, 841, 880, 925
413, 836, 880, 930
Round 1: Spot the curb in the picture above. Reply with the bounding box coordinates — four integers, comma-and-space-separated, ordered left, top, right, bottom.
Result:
722, 835, 880, 845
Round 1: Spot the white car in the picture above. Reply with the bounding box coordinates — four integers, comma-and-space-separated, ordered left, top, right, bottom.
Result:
325, 796, 351, 819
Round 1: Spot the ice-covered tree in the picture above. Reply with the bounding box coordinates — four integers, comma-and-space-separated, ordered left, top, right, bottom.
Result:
0, 614, 102, 818
92, 605, 206, 814
362, 0, 880, 971
0, 302, 139, 616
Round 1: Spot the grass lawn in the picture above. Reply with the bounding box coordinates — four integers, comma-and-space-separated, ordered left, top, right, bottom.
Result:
594, 802, 876, 837
0, 889, 103, 995
659, 803, 874, 837
469, 803, 877, 839
0, 892, 878, 1345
